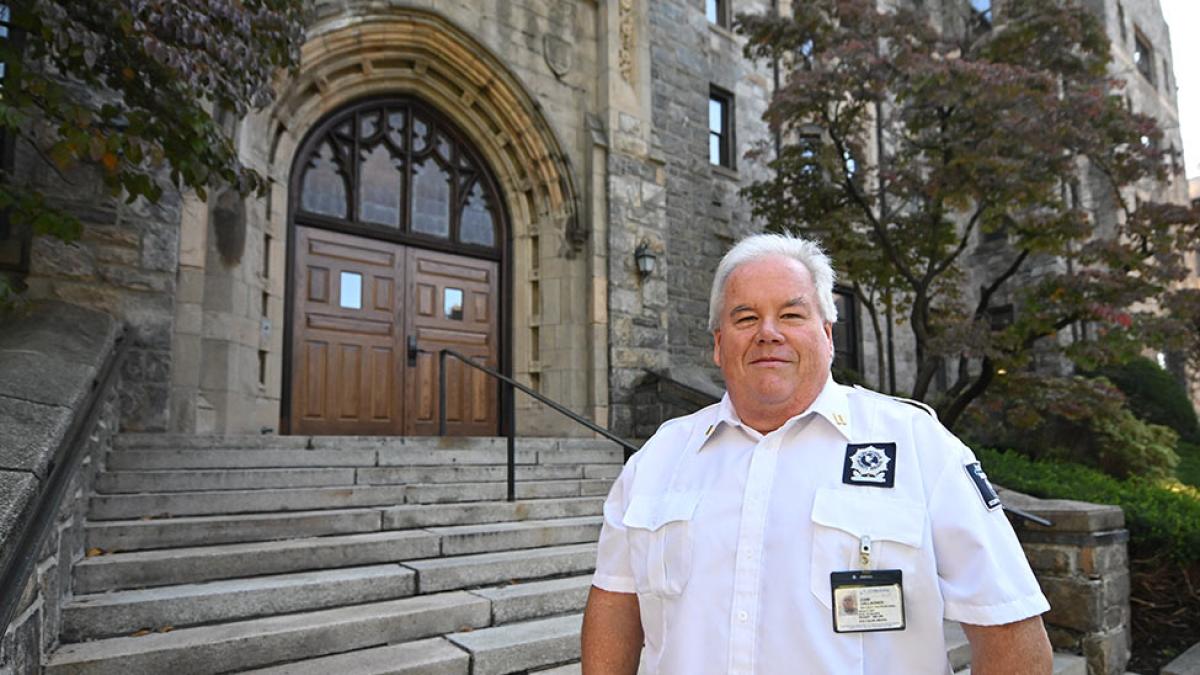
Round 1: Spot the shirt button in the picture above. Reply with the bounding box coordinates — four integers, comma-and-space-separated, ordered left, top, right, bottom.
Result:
737, 610, 748, 622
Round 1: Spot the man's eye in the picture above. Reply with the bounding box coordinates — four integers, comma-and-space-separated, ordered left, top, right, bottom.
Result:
736, 316, 756, 324
782, 313, 803, 320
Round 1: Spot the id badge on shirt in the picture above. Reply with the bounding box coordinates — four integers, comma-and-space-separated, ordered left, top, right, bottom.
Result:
830, 570, 906, 633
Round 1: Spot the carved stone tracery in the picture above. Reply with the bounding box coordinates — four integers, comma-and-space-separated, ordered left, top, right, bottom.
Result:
619, 0, 636, 84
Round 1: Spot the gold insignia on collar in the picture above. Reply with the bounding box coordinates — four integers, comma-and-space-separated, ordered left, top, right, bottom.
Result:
705, 424, 715, 436
833, 413, 848, 426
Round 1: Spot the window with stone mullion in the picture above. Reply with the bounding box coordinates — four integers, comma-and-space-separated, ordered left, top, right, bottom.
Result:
295, 100, 499, 251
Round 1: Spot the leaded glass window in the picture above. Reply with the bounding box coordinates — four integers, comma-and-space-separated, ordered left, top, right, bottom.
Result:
294, 99, 502, 251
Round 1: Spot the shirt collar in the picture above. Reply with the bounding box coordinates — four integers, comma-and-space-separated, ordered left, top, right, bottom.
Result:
700, 375, 853, 451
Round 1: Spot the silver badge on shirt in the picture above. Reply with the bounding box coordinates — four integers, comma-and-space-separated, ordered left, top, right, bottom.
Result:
842, 443, 897, 488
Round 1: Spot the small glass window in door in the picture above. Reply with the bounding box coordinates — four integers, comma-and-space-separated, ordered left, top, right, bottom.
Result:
339, 272, 363, 309
444, 287, 464, 320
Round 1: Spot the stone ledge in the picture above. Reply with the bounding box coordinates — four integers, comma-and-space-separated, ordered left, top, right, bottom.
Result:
998, 487, 1125, 532
1163, 641, 1200, 675
0, 301, 118, 611
0, 470, 39, 574
0, 397, 73, 479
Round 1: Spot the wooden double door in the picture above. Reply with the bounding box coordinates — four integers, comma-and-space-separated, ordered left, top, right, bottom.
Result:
289, 226, 500, 435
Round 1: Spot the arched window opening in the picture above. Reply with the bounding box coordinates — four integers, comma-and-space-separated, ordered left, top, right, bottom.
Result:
294, 99, 502, 253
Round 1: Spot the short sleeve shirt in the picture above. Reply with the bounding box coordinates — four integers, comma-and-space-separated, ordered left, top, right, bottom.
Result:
592, 378, 1050, 675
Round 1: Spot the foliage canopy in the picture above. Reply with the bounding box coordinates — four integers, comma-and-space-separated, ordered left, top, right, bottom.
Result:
0, 0, 304, 253
738, 0, 1200, 429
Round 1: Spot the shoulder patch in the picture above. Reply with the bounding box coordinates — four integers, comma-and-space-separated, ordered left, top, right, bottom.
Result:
852, 385, 938, 419
965, 462, 1002, 511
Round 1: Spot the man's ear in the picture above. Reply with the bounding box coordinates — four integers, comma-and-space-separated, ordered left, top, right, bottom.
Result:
824, 321, 834, 354
712, 330, 722, 368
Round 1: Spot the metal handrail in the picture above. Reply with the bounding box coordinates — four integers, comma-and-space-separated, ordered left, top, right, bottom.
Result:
0, 325, 130, 635
417, 346, 1052, 528
416, 347, 639, 501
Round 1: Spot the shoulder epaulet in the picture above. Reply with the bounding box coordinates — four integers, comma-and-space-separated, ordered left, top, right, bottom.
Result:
852, 385, 938, 419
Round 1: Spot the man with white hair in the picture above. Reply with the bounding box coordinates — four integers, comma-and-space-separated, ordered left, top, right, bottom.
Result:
581, 233, 1053, 674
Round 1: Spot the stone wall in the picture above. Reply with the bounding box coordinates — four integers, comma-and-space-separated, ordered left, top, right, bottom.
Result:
173, 0, 611, 436
0, 302, 122, 674
1001, 488, 1132, 675
15, 135, 180, 432
606, 0, 776, 436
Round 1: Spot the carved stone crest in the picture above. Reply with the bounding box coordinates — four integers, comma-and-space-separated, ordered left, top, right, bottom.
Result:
619, 0, 635, 83
544, 34, 572, 77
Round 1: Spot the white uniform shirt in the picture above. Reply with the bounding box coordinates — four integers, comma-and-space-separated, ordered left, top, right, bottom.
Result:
592, 378, 1050, 675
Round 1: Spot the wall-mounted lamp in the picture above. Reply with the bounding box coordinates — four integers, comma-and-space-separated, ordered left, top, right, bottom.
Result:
634, 241, 657, 277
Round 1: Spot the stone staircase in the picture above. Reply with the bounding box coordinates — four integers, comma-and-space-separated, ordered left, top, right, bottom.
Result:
42, 434, 1088, 674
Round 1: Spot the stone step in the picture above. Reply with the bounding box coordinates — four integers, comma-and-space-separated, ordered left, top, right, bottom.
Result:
44, 592, 490, 675
114, 434, 623, 453
102, 445, 623, 472
63, 564, 415, 641
106, 444, 625, 472
403, 479, 613, 505
114, 434, 316, 450
532, 665, 582, 675
95, 468, 359, 493
405, 543, 597, 593
88, 485, 409, 520
75, 530, 440, 593
945, 620, 971, 671
238, 637, 470, 675
447, 613, 583, 675
86, 508, 384, 552
106, 449, 380, 470
954, 652, 1087, 674
430, 517, 602, 556
86, 497, 605, 552
357, 464, 584, 485
382, 497, 603, 530
469, 575, 592, 625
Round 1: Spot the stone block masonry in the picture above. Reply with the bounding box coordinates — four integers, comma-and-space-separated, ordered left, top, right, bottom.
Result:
1000, 488, 1131, 675
0, 302, 122, 674
606, 0, 776, 435
16, 131, 180, 432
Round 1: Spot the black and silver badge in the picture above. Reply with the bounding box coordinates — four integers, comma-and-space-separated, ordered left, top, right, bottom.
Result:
842, 443, 897, 488
965, 462, 1001, 510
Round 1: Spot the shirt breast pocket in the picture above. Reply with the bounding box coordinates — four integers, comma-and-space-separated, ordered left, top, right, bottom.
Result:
809, 486, 927, 610
622, 492, 702, 597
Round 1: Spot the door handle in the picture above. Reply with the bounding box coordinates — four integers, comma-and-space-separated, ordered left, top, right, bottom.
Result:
407, 335, 418, 367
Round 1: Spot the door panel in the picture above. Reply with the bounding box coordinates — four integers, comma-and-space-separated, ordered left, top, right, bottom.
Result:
290, 226, 405, 435
403, 247, 499, 436
289, 226, 500, 436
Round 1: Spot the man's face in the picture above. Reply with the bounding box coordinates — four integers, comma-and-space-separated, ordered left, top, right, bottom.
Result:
712, 254, 834, 426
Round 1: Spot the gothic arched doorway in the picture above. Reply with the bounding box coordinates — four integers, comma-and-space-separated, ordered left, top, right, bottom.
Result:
283, 97, 507, 436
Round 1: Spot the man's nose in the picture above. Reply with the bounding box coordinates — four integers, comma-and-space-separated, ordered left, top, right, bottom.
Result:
755, 318, 784, 342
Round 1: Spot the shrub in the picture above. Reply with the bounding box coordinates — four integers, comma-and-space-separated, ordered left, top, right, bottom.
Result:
977, 447, 1200, 563
963, 374, 1179, 480
978, 447, 1200, 672
1178, 441, 1200, 489
1097, 356, 1200, 443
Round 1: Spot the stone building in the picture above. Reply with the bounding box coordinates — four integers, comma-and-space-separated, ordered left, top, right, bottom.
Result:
1, 2, 1184, 673
0, 0, 1191, 438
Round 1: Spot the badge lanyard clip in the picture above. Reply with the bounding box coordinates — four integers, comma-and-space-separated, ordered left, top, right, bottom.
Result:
859, 535, 872, 569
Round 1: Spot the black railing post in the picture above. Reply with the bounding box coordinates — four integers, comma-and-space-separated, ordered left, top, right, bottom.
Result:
438, 349, 448, 436
505, 381, 516, 502
425, 348, 639, 506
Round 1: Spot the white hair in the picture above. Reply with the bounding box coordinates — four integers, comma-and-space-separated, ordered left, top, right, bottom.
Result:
707, 233, 838, 332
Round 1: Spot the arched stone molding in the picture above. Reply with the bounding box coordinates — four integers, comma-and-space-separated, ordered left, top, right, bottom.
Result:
230, 5, 593, 434
253, 7, 582, 252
